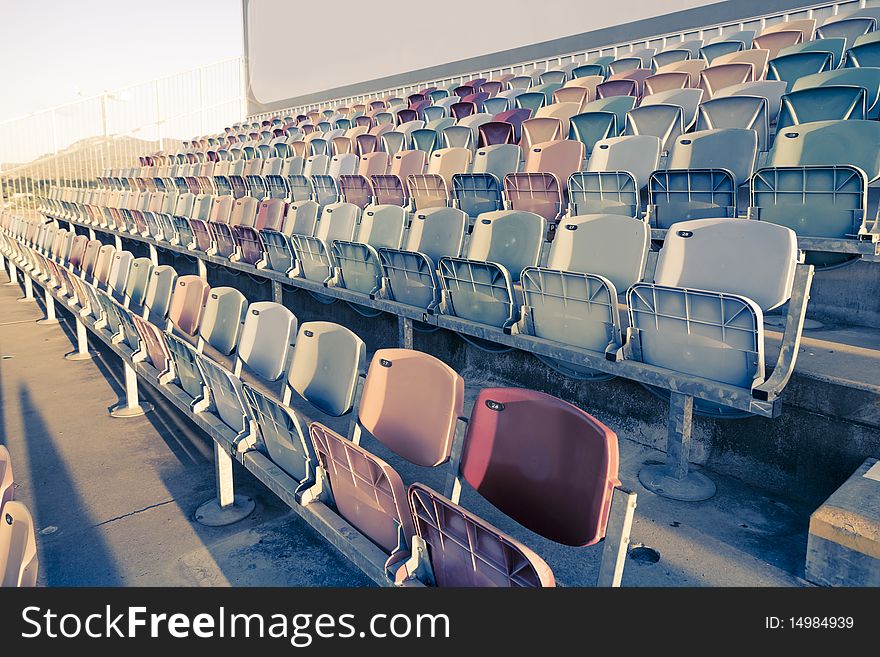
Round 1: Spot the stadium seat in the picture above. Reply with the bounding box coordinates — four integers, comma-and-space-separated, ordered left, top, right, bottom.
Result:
378, 206, 468, 309
292, 202, 360, 283
519, 214, 648, 370
767, 52, 835, 92
649, 128, 758, 227
695, 96, 770, 152
330, 205, 406, 295
198, 287, 248, 355
438, 210, 545, 329
452, 143, 520, 217
235, 301, 298, 383
167, 275, 210, 336
792, 67, 880, 118
776, 86, 867, 131
777, 37, 845, 68
628, 217, 798, 387
624, 104, 684, 155
639, 87, 703, 127
0, 501, 38, 587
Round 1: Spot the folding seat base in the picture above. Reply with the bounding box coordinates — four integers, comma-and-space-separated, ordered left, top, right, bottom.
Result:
195, 441, 255, 526
636, 392, 717, 502
195, 495, 256, 526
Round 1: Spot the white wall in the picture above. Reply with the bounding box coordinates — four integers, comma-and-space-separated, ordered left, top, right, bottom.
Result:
246, 0, 718, 105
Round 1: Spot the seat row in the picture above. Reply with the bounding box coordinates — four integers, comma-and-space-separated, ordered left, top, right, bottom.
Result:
0, 446, 39, 587
0, 221, 635, 587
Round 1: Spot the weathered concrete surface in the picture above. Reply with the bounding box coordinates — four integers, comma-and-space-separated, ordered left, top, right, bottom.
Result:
0, 274, 810, 586
806, 458, 880, 587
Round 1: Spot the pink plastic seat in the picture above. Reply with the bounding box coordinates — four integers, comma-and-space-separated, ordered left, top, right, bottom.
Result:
356, 349, 464, 467
310, 423, 414, 564
168, 275, 210, 336
406, 483, 555, 587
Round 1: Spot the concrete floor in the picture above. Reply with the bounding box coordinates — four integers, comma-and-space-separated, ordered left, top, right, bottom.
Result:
0, 279, 811, 587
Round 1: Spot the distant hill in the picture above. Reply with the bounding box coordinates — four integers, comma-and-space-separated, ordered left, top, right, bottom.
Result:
1, 134, 186, 181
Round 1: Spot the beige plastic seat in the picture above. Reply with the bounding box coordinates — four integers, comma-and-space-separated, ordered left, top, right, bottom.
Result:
753, 31, 803, 60
563, 75, 605, 101
107, 251, 134, 296
534, 101, 581, 135
80, 239, 102, 278
760, 17, 815, 41
644, 71, 691, 95
713, 48, 769, 80
0, 445, 12, 511
310, 423, 415, 565
520, 117, 564, 153
352, 348, 465, 467
236, 301, 298, 382
699, 63, 754, 98
552, 86, 589, 108
93, 244, 116, 285
198, 287, 248, 355
654, 59, 707, 87
0, 501, 38, 587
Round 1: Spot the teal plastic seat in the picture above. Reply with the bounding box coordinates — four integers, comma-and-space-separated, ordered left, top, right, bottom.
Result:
649, 128, 758, 228
791, 68, 880, 118
776, 86, 867, 132
569, 112, 617, 158
378, 207, 468, 310
516, 92, 546, 114
767, 52, 834, 92
843, 41, 880, 68
777, 37, 845, 68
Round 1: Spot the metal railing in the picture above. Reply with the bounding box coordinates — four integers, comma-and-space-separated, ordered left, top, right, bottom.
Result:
0, 57, 246, 216
248, 0, 874, 121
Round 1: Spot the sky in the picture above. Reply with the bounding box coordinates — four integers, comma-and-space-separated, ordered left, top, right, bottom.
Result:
0, 0, 243, 122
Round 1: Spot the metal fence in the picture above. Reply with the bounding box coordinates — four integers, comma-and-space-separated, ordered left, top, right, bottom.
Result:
0, 57, 246, 216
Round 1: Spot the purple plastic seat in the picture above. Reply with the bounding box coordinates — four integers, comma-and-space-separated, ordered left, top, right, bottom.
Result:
396, 108, 418, 125
478, 121, 516, 146
494, 108, 532, 141
232, 226, 265, 265
450, 102, 477, 120
339, 175, 374, 209
597, 79, 638, 99
463, 92, 490, 111
453, 84, 476, 98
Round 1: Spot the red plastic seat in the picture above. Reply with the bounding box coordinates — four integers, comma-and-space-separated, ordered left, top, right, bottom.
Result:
460, 387, 620, 546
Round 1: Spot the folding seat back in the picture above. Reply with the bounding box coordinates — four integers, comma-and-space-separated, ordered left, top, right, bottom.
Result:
563, 74, 604, 100
523, 138, 585, 191
107, 250, 134, 295
624, 104, 684, 155
286, 321, 365, 417
652, 49, 692, 70
714, 48, 769, 79
328, 153, 359, 179
712, 80, 786, 123
766, 119, 880, 182
568, 111, 617, 159
639, 87, 703, 128
381, 131, 406, 156
546, 213, 649, 290
767, 52, 834, 92
493, 108, 531, 141
585, 134, 662, 209
410, 128, 439, 154
358, 152, 389, 178
578, 96, 637, 136
597, 78, 638, 99
210, 195, 235, 224
425, 146, 472, 186
818, 9, 880, 42
460, 388, 620, 547
464, 210, 545, 281
452, 144, 520, 217
236, 301, 298, 382
753, 30, 802, 59
407, 483, 555, 587
700, 39, 746, 65
644, 71, 690, 95
695, 96, 770, 152
193, 353, 250, 439
698, 63, 754, 98
654, 59, 706, 86
843, 40, 880, 68
355, 349, 464, 467
399, 207, 467, 263
0, 501, 38, 587
515, 92, 545, 114
520, 117, 563, 152
230, 196, 258, 227
79, 239, 102, 278
143, 264, 177, 320
124, 257, 154, 308
168, 275, 210, 336
197, 287, 248, 355
310, 423, 414, 560
609, 56, 642, 76
442, 125, 474, 150
131, 313, 173, 378
792, 68, 880, 117
776, 86, 867, 132
255, 198, 287, 231
282, 200, 320, 236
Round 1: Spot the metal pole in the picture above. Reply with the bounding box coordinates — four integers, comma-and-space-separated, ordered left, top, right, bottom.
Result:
110, 361, 153, 418
65, 318, 92, 361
